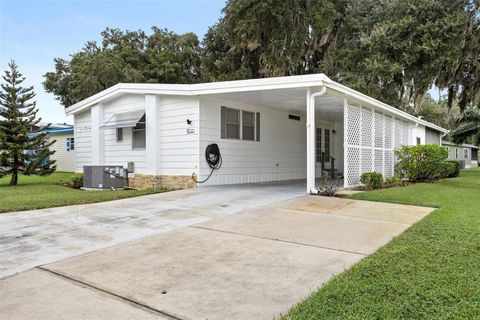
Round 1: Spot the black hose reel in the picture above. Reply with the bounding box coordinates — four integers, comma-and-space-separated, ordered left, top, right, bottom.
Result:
192, 143, 222, 183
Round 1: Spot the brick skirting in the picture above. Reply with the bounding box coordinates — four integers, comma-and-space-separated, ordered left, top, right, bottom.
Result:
129, 174, 197, 190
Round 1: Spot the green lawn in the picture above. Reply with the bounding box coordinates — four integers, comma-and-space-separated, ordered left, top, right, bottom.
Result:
0, 172, 164, 213
286, 169, 480, 319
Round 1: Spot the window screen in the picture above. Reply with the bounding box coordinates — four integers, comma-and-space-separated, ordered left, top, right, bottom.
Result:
224, 107, 240, 139
464, 149, 468, 159
132, 114, 146, 149
416, 137, 421, 145
242, 110, 255, 141
116, 128, 123, 142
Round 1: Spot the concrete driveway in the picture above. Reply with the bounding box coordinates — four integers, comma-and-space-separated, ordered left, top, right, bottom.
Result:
0, 194, 434, 320
0, 182, 305, 278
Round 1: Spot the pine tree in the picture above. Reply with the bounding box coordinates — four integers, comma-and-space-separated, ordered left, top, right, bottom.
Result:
0, 61, 56, 186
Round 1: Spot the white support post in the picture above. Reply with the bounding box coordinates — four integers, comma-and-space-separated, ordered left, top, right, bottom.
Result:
306, 88, 316, 194
145, 94, 160, 175
91, 103, 104, 165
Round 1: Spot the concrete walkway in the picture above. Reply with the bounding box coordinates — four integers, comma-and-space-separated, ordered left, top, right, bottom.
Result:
0, 195, 434, 320
0, 182, 305, 278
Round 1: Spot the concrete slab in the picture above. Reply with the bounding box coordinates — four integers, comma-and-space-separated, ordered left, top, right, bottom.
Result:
44, 227, 363, 320
198, 206, 424, 255
0, 269, 167, 320
278, 196, 433, 225
0, 182, 304, 278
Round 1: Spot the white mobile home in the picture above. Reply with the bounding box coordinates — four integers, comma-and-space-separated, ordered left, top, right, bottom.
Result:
65, 74, 447, 192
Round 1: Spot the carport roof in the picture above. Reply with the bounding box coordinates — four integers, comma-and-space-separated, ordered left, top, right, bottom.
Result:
65, 73, 447, 133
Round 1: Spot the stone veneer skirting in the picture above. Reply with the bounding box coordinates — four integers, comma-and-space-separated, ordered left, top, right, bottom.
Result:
128, 174, 197, 190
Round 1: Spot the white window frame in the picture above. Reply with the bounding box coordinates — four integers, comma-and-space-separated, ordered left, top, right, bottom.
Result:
464, 148, 469, 159
455, 148, 459, 159
221, 107, 260, 141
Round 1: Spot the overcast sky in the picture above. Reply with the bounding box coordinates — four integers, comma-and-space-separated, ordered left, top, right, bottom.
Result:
0, 0, 225, 124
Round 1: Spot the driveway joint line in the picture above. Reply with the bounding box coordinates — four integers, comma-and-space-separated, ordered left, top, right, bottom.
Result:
191, 225, 367, 256
36, 266, 185, 320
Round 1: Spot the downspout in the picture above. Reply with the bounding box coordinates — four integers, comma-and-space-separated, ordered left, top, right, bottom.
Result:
306, 85, 327, 194
440, 131, 448, 146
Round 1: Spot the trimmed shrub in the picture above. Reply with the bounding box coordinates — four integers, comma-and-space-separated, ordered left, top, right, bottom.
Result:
394, 145, 448, 182
360, 172, 383, 190
446, 160, 461, 177
71, 174, 83, 189
437, 160, 461, 179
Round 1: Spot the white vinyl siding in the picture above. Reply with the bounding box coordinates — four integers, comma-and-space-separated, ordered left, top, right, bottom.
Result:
74, 111, 92, 172
155, 95, 199, 176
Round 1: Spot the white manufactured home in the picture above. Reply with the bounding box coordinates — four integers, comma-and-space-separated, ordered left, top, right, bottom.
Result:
65, 74, 447, 192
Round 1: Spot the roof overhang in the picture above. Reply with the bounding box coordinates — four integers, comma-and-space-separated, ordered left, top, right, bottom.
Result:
65, 73, 447, 133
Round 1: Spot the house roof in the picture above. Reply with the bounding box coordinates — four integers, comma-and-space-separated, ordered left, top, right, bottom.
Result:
30, 124, 74, 136
65, 74, 447, 133
442, 141, 478, 149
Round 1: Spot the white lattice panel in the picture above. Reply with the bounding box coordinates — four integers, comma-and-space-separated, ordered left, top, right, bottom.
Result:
402, 122, 410, 145
361, 109, 373, 147
344, 103, 411, 187
346, 105, 361, 146
394, 119, 402, 148
346, 146, 361, 186
374, 149, 383, 172
384, 116, 393, 148
361, 148, 373, 173
374, 112, 384, 148
384, 150, 394, 177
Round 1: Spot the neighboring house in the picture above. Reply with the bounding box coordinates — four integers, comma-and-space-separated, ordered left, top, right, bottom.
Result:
442, 141, 479, 168
65, 74, 447, 192
33, 123, 75, 172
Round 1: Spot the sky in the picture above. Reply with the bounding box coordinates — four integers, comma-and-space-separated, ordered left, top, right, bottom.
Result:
0, 0, 226, 124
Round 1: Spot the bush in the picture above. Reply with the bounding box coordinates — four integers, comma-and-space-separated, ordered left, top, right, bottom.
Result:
394, 145, 448, 182
437, 160, 461, 179
71, 174, 83, 189
360, 172, 383, 190
446, 160, 461, 177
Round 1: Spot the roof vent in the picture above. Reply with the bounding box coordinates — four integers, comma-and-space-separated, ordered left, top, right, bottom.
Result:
288, 114, 301, 121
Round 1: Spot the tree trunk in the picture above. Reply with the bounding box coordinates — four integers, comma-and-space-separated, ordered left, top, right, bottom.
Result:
9, 170, 18, 186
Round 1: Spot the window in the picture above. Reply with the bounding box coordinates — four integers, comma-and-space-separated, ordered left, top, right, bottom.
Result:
324, 129, 330, 163
132, 114, 146, 149
116, 128, 123, 142
221, 106, 260, 141
242, 111, 255, 141
455, 148, 459, 159
464, 148, 469, 159
316, 128, 322, 162
472, 148, 478, 161
66, 137, 75, 151
416, 137, 421, 145
223, 107, 240, 139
